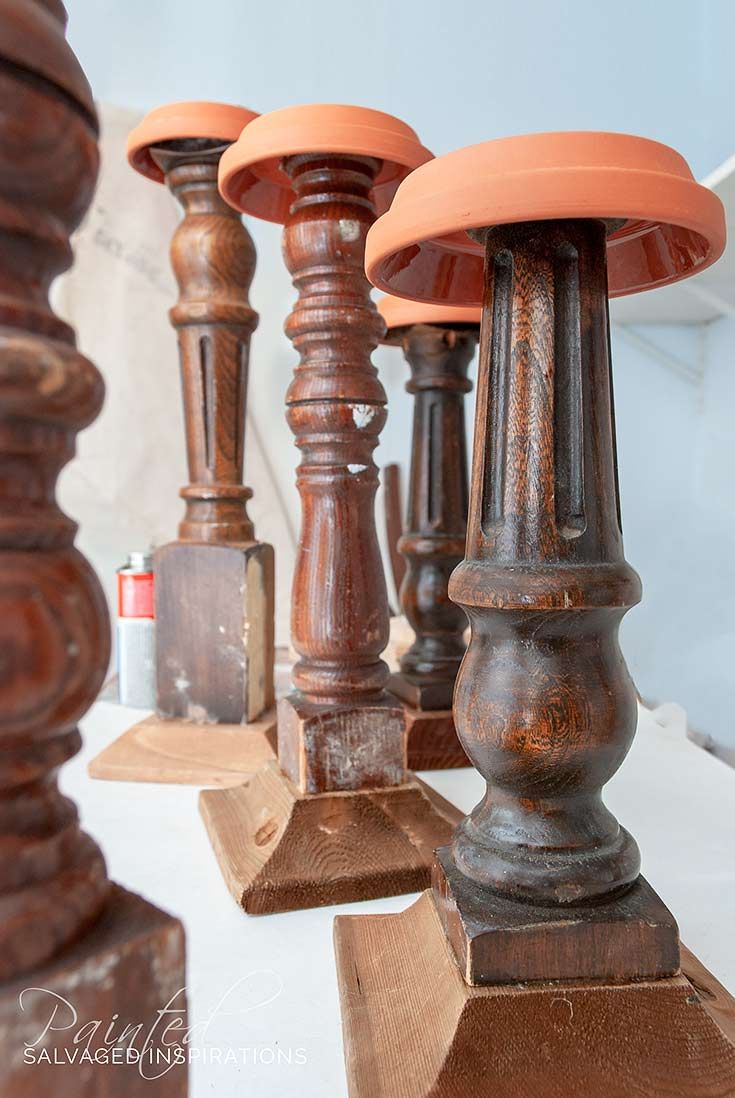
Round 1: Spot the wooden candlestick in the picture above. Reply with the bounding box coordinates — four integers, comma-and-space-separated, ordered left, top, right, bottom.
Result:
89, 102, 277, 787
335, 133, 735, 1094
0, 5, 186, 1093
199, 105, 462, 914
439, 218, 674, 978
379, 297, 479, 769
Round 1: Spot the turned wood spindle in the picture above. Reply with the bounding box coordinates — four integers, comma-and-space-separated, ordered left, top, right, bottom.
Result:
283, 153, 390, 714
379, 297, 479, 769
151, 139, 257, 544
0, 8, 110, 983
0, 7, 186, 1094
450, 218, 641, 905
392, 324, 473, 709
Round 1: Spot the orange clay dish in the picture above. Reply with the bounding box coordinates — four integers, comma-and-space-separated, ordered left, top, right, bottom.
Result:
378, 295, 481, 334
127, 101, 259, 183
217, 103, 432, 223
365, 131, 726, 304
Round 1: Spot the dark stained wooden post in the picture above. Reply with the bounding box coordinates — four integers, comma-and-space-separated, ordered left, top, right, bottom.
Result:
453, 219, 641, 904
157, 142, 259, 547
379, 298, 479, 769
277, 151, 406, 792
0, 5, 186, 1093
335, 133, 735, 1096
436, 218, 676, 980
90, 104, 277, 788
392, 326, 473, 709
199, 105, 462, 914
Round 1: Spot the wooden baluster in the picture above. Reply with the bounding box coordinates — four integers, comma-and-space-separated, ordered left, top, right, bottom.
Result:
381, 462, 406, 601
395, 326, 473, 708
199, 106, 462, 914
0, 70, 110, 990
449, 220, 641, 906
276, 154, 406, 791
0, 6, 185, 1093
381, 305, 478, 768
152, 141, 257, 545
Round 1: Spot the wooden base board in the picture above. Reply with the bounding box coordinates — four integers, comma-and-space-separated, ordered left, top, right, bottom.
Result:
0, 883, 187, 1097
88, 711, 276, 786
199, 761, 462, 914
278, 692, 405, 793
155, 539, 275, 724
334, 890, 735, 1098
433, 846, 679, 984
402, 705, 469, 771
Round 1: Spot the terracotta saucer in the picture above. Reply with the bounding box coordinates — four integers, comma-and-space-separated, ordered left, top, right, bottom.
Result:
128, 101, 259, 183
378, 295, 481, 336
365, 131, 726, 306
218, 103, 432, 222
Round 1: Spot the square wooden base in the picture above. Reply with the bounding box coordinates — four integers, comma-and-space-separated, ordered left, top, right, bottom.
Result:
155, 539, 275, 724
402, 705, 469, 771
334, 889, 735, 1098
199, 760, 462, 914
278, 692, 405, 793
0, 883, 187, 1097
433, 846, 679, 984
88, 711, 276, 786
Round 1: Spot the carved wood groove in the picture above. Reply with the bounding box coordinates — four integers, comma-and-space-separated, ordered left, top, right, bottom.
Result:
482, 249, 512, 534
553, 242, 585, 537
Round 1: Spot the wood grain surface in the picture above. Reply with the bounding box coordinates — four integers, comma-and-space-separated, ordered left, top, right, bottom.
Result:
449, 220, 645, 909
200, 761, 461, 914
150, 138, 259, 545
0, 885, 187, 1097
0, 0, 110, 982
0, 9, 187, 1094
402, 706, 469, 771
388, 323, 475, 714
155, 540, 275, 724
335, 890, 735, 1098
278, 153, 405, 790
88, 711, 276, 786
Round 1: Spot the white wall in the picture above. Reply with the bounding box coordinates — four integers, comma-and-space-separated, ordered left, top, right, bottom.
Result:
59, 0, 735, 750
65, 0, 731, 179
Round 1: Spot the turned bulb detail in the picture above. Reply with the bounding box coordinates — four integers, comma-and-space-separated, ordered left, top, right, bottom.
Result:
449, 220, 642, 906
